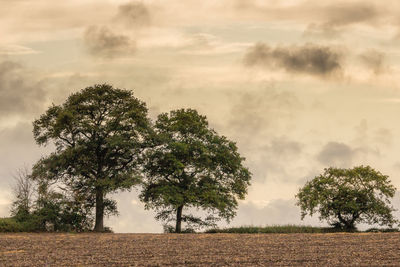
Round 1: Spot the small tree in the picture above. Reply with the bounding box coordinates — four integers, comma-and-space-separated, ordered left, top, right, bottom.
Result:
296, 166, 397, 231
10, 169, 94, 232
10, 167, 35, 221
140, 109, 251, 233
32, 84, 151, 231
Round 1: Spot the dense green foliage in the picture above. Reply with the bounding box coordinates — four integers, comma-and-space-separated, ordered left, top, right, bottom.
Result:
0, 218, 25, 232
10, 168, 34, 220
140, 109, 251, 233
32, 84, 151, 231
296, 166, 397, 231
9, 170, 94, 232
31, 181, 94, 232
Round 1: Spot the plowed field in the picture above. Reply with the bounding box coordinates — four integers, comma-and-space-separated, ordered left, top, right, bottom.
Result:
1, 233, 400, 266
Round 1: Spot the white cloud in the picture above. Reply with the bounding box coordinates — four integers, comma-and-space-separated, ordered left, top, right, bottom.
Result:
0, 44, 40, 55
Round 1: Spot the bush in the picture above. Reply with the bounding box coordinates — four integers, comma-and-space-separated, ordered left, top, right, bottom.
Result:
163, 224, 196, 233
103, 227, 114, 233
0, 217, 25, 232
10, 184, 95, 233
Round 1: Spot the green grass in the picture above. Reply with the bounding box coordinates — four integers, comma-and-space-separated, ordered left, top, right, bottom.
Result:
205, 225, 348, 234
206, 225, 400, 234
365, 227, 400, 233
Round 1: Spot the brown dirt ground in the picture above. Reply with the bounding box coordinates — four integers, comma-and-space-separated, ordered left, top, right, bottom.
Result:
0, 233, 400, 266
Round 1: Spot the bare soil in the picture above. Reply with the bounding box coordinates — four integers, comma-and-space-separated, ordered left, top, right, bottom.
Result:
1, 233, 400, 266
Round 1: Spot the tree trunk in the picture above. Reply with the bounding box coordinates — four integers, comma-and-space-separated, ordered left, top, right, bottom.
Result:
94, 187, 104, 232
337, 212, 356, 231
175, 205, 183, 233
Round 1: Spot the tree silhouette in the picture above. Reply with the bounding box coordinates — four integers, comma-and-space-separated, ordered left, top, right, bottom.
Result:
296, 166, 397, 231
32, 84, 151, 231
140, 109, 251, 232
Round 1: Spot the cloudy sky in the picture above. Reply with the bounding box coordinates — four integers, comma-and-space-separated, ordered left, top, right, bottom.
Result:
2, 0, 400, 232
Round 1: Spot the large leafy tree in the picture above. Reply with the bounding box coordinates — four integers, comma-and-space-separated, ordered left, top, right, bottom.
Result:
140, 109, 251, 233
296, 166, 397, 231
32, 84, 151, 231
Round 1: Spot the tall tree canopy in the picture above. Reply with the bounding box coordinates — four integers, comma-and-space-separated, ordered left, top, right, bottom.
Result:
296, 166, 397, 231
140, 109, 251, 233
32, 84, 151, 231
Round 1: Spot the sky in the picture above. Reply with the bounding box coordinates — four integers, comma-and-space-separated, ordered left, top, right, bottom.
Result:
2, 0, 400, 232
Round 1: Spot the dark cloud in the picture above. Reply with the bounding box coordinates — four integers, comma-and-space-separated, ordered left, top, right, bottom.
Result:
316, 142, 355, 167
324, 3, 379, 27
228, 88, 301, 139
359, 49, 386, 75
306, 2, 380, 36
82, 2, 153, 58
115, 2, 151, 27
0, 60, 47, 118
268, 137, 302, 158
83, 26, 136, 58
244, 43, 343, 77
233, 1, 390, 40
316, 141, 379, 168
233, 1, 385, 37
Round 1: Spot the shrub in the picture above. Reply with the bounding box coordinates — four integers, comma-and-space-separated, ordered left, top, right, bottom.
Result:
0, 218, 24, 232
163, 224, 196, 233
